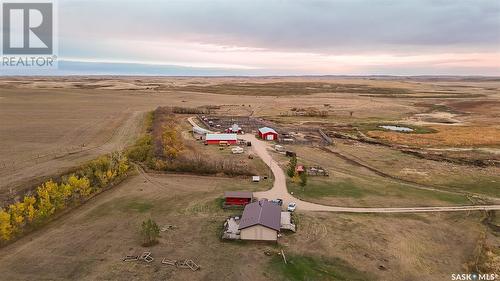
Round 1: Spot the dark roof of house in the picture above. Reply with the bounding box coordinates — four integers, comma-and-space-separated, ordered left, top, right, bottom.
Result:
238, 200, 281, 231
224, 191, 253, 199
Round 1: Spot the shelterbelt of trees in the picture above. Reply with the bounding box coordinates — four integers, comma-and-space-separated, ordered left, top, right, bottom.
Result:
127, 107, 257, 176
0, 152, 130, 244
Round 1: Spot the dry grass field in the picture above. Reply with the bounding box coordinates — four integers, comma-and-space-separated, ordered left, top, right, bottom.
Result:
0, 76, 499, 280
367, 125, 500, 147
275, 145, 474, 207
333, 141, 500, 199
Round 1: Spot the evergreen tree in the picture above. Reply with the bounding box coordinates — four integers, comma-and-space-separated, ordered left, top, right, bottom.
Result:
286, 156, 297, 178
141, 218, 160, 246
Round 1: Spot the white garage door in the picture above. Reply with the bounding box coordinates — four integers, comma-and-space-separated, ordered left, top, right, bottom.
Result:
266, 134, 274, 140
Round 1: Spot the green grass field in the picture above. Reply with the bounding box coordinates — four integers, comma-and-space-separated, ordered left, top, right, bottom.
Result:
288, 178, 376, 199
448, 177, 500, 198
287, 176, 470, 207
267, 253, 374, 281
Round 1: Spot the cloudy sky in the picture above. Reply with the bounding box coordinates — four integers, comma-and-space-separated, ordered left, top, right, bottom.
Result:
9, 0, 500, 75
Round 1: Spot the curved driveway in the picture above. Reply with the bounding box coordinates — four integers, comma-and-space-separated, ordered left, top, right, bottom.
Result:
239, 134, 500, 213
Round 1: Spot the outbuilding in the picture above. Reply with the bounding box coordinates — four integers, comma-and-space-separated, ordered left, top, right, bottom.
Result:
258, 127, 278, 141
192, 126, 211, 135
226, 124, 242, 134
223, 191, 253, 208
205, 133, 238, 145
296, 165, 305, 174
238, 200, 281, 241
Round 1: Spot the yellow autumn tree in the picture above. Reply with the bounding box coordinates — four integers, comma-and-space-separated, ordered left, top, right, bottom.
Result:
110, 152, 129, 176
8, 202, 25, 233
162, 124, 184, 160
22, 195, 36, 223
67, 175, 91, 197
117, 159, 129, 176
0, 208, 13, 241
94, 170, 109, 188
42, 180, 67, 211
35, 183, 55, 221
106, 169, 116, 181
59, 182, 73, 201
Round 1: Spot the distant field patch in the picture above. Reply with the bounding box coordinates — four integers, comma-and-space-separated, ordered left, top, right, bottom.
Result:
358, 122, 437, 134
173, 82, 413, 96
367, 125, 500, 147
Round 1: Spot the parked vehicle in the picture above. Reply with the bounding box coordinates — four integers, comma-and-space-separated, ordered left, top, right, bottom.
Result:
287, 202, 296, 212
274, 144, 285, 152
231, 146, 244, 154
271, 199, 283, 206
219, 141, 230, 146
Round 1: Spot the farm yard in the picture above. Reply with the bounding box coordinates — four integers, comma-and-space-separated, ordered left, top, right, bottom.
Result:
0, 171, 495, 281
0, 76, 499, 280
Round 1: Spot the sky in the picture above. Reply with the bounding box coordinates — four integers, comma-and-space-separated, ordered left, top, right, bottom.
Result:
3, 0, 500, 75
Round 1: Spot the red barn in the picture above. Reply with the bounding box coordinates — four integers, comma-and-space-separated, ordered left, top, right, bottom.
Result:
223, 191, 253, 208
258, 127, 278, 141
205, 133, 238, 145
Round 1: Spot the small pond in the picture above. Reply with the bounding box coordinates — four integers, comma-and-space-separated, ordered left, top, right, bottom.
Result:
379, 125, 414, 132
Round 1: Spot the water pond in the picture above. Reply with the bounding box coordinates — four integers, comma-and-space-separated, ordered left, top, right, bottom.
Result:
379, 125, 414, 132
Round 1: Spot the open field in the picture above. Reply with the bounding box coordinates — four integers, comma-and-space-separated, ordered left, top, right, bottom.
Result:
0, 76, 499, 280
273, 145, 474, 207
1, 76, 498, 202
0, 172, 496, 281
332, 142, 500, 198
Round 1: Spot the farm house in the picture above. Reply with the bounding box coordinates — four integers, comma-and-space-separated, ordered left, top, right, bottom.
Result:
258, 127, 278, 141
223, 191, 253, 208
204, 133, 238, 145
238, 200, 281, 241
